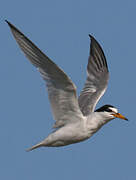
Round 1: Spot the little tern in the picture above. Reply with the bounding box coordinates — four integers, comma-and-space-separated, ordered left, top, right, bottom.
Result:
6, 20, 128, 151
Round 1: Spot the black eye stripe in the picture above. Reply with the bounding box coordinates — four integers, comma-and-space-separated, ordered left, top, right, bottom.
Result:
96, 108, 112, 112
95, 104, 115, 112
105, 109, 112, 112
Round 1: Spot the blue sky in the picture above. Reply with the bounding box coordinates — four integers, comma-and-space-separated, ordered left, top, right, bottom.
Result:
1, 0, 136, 179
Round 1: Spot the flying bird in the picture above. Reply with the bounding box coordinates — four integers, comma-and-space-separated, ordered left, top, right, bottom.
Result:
6, 20, 128, 151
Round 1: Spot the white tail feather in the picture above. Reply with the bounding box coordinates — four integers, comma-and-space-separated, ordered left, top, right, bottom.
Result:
26, 142, 44, 152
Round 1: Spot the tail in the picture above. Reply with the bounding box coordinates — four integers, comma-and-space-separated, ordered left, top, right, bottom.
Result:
26, 141, 44, 152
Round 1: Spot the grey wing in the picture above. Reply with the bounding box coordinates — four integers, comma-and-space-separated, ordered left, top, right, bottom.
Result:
6, 20, 83, 128
78, 35, 109, 116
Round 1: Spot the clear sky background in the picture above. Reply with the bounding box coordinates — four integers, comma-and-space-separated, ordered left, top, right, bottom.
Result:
1, 0, 136, 179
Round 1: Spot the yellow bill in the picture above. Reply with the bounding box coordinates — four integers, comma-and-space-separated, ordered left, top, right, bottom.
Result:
112, 113, 128, 121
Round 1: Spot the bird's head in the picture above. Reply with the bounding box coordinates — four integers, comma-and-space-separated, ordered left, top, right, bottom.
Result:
95, 104, 128, 121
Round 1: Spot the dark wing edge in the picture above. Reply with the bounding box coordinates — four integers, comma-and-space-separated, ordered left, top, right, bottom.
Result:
78, 35, 109, 116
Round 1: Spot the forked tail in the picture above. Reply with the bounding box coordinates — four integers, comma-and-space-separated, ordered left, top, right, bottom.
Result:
26, 142, 44, 152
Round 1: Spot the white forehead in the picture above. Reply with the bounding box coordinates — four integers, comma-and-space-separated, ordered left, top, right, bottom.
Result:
109, 107, 118, 113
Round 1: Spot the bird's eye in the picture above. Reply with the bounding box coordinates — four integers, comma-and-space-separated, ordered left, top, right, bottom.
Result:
106, 108, 112, 112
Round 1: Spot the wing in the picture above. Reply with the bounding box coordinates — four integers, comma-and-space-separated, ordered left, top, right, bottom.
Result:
78, 35, 109, 116
6, 20, 83, 128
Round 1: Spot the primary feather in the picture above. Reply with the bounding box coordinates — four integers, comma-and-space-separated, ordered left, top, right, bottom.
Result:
6, 20, 83, 128
78, 35, 109, 115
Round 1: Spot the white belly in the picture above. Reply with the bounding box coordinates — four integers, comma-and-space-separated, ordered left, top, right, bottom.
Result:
44, 122, 93, 147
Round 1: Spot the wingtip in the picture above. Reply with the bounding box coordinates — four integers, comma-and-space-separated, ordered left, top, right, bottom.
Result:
5, 20, 18, 30
5, 19, 11, 26
88, 34, 92, 39
88, 34, 96, 41
5, 20, 15, 30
